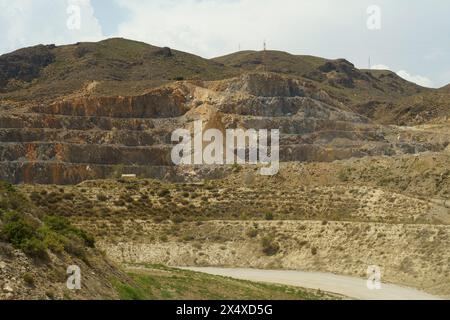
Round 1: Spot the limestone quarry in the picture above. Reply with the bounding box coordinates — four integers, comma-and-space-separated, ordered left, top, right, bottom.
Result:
1, 38, 450, 299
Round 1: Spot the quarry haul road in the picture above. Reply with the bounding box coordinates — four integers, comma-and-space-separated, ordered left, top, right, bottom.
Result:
180, 267, 441, 300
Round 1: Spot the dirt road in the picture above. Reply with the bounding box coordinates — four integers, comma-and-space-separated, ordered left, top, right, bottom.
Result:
180, 267, 441, 300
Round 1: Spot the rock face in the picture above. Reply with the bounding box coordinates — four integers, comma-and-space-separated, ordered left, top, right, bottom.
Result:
0, 72, 448, 184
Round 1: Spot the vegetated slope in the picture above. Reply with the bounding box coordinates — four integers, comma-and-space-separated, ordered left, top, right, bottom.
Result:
0, 38, 238, 101
1, 38, 447, 127
213, 51, 425, 105
390, 91, 450, 125
0, 180, 337, 300
17, 151, 450, 298
17, 153, 450, 296
117, 264, 337, 300
0, 180, 133, 300
0, 38, 434, 116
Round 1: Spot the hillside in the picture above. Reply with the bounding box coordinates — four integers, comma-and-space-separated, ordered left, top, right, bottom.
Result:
0, 180, 332, 300
15, 150, 450, 298
0, 180, 132, 299
0, 39, 449, 185
0, 38, 238, 101
2, 38, 447, 126
439, 84, 450, 92
214, 51, 425, 105
359, 91, 450, 125
0, 38, 429, 106
1, 38, 446, 131
119, 264, 337, 300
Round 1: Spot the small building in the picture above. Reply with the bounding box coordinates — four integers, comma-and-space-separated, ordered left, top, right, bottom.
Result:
121, 174, 137, 179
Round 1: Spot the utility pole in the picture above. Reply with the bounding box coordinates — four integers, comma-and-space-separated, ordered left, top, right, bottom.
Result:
263, 39, 268, 73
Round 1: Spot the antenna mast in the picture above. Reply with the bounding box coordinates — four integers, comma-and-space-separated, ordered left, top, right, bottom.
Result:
263, 39, 267, 73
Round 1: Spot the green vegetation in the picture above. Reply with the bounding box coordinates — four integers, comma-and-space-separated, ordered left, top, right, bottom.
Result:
261, 235, 280, 256
113, 264, 337, 300
1, 212, 94, 259
0, 181, 28, 212
264, 212, 274, 221
0, 181, 94, 260
23, 273, 35, 287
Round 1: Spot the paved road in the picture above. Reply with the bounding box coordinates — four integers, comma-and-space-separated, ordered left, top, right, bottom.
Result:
180, 267, 441, 300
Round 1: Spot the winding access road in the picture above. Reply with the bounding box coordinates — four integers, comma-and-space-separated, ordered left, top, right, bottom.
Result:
180, 267, 442, 300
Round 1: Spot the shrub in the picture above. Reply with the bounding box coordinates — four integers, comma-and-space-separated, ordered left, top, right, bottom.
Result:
23, 273, 35, 287
45, 290, 56, 300
0, 183, 95, 260
44, 215, 95, 248
0, 212, 48, 259
337, 169, 350, 182
158, 189, 170, 197
21, 237, 48, 260
47, 192, 61, 204
261, 236, 279, 256
264, 212, 274, 221
114, 199, 126, 207
190, 192, 199, 199
40, 228, 65, 253
1, 213, 36, 247
63, 193, 74, 201
246, 229, 258, 238
123, 195, 134, 203
97, 194, 108, 201
172, 215, 185, 224
0, 182, 25, 211
29, 191, 42, 202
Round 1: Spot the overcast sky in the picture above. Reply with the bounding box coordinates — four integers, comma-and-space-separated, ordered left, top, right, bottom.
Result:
1, 0, 449, 88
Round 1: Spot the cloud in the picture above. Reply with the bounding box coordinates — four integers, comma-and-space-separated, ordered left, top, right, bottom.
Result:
0, 0, 103, 54
371, 64, 433, 87
397, 70, 434, 88
112, 0, 449, 87
114, 0, 369, 58
0, 0, 448, 87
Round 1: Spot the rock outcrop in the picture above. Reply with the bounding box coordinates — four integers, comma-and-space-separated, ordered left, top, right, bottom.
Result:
1, 72, 448, 184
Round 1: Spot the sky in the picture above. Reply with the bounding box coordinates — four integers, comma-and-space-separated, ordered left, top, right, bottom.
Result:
0, 0, 449, 88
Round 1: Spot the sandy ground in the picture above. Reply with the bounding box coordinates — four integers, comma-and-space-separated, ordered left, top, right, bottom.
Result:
180, 267, 442, 300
